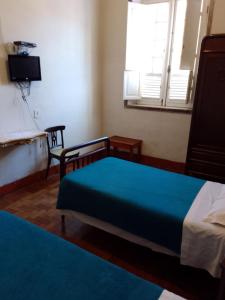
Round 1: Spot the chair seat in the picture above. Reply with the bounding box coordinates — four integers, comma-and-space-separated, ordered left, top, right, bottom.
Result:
50, 148, 79, 159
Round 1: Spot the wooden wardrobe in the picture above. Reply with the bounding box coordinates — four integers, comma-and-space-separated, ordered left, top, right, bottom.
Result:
186, 34, 225, 183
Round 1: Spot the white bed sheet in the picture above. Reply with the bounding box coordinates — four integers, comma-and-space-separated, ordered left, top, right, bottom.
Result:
159, 290, 186, 300
181, 181, 225, 277
61, 209, 178, 257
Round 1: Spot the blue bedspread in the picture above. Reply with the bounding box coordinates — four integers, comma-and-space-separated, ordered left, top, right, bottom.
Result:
0, 211, 163, 300
57, 157, 205, 254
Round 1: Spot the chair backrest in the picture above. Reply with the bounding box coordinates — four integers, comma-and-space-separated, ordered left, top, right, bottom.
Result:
45, 125, 65, 150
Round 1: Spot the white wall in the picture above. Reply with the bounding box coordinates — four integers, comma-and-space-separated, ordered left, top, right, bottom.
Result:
0, 0, 102, 186
1, 0, 224, 187
100, 0, 225, 163
211, 0, 225, 33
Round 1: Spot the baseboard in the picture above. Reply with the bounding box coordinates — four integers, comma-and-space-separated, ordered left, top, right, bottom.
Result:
113, 151, 185, 173
140, 155, 185, 173
0, 155, 185, 197
0, 165, 59, 197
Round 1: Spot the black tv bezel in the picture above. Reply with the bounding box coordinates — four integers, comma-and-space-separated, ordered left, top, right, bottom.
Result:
8, 55, 42, 82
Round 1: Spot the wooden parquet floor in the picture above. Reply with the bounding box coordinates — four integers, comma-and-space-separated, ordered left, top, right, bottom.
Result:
0, 173, 220, 300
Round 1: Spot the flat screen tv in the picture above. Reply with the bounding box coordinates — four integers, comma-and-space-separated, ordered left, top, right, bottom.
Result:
8, 55, 42, 82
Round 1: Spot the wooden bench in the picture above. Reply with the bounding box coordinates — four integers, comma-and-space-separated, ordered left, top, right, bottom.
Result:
110, 135, 142, 161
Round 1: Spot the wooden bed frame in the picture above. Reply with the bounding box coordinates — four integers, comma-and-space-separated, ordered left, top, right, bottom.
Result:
59, 136, 110, 180
58, 136, 225, 300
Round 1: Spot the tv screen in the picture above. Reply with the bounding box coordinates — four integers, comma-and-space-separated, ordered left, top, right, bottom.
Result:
8, 55, 41, 82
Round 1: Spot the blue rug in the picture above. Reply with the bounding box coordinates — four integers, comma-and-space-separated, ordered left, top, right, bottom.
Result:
0, 211, 163, 300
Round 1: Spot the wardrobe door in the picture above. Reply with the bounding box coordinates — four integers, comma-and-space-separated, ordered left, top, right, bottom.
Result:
186, 35, 225, 182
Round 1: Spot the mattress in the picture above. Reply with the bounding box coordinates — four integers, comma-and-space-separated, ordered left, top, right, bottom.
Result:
0, 211, 184, 300
57, 157, 205, 253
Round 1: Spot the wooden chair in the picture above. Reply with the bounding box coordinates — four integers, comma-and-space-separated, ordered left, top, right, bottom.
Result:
45, 125, 79, 178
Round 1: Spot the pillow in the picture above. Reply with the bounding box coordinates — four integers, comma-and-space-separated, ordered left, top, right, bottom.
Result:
203, 196, 225, 227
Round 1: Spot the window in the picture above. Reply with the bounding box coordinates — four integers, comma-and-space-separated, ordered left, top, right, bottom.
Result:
124, 0, 211, 110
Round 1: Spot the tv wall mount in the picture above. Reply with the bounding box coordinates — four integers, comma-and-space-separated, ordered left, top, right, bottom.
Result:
13, 41, 37, 56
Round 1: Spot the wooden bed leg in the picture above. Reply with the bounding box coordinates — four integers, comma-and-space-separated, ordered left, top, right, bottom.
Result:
61, 215, 66, 233
218, 260, 225, 300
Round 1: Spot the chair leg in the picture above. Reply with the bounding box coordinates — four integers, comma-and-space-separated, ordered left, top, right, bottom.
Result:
61, 215, 66, 233
46, 155, 52, 179
77, 160, 80, 169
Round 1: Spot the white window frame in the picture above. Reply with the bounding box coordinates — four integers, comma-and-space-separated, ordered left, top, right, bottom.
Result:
124, 0, 211, 111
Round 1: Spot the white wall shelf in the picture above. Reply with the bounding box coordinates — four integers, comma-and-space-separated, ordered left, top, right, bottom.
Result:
0, 130, 47, 148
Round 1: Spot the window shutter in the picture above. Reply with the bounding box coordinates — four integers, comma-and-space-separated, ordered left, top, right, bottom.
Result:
167, 71, 191, 102
180, 0, 202, 70
129, 0, 167, 3
199, 0, 212, 40
129, 0, 142, 3
129, 0, 169, 3
123, 71, 141, 100
166, 70, 192, 107
140, 73, 161, 99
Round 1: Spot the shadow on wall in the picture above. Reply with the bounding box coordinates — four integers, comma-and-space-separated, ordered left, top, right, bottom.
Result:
0, 55, 9, 85
0, 43, 15, 85
0, 18, 14, 85
0, 146, 19, 187
0, 141, 48, 187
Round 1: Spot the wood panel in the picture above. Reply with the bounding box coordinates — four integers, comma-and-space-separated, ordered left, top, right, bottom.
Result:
0, 165, 59, 197
186, 35, 225, 182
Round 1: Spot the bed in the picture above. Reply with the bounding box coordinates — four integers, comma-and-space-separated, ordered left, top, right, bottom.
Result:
0, 211, 185, 300
56, 137, 225, 294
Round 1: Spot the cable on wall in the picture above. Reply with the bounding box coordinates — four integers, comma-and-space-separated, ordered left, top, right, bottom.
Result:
9, 41, 41, 131
16, 82, 31, 102
16, 82, 40, 131
24, 99, 40, 131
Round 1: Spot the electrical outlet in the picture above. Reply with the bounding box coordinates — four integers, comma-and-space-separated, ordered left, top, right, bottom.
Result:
33, 110, 39, 119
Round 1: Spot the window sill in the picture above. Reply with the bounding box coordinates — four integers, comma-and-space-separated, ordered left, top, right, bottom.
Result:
124, 100, 192, 114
